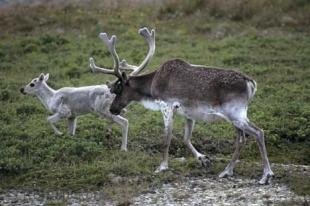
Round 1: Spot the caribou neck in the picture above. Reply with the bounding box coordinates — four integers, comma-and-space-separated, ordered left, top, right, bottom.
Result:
128, 71, 157, 101
36, 83, 56, 111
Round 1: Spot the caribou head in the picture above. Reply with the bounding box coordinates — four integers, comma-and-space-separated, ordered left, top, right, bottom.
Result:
89, 27, 155, 115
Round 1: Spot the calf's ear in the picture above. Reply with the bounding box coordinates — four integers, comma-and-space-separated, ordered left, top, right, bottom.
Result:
44, 73, 50, 81
39, 73, 45, 81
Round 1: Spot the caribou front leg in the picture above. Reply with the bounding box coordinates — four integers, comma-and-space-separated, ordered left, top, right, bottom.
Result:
47, 113, 64, 135
48, 102, 71, 135
183, 118, 211, 168
155, 102, 175, 173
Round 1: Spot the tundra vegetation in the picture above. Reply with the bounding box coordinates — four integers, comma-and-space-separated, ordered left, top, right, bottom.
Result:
0, 0, 309, 203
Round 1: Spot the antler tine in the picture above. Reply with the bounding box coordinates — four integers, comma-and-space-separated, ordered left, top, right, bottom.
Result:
89, 57, 115, 74
99, 33, 115, 53
119, 27, 155, 76
119, 59, 138, 71
130, 27, 155, 76
89, 33, 122, 78
99, 33, 122, 79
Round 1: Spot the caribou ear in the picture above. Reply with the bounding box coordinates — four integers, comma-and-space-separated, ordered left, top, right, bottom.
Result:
121, 72, 128, 82
44, 73, 49, 81
39, 73, 45, 81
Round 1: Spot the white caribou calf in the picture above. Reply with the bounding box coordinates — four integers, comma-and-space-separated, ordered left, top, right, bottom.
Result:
20, 73, 129, 151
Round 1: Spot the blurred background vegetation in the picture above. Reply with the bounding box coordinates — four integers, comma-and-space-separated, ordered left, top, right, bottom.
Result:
0, 0, 309, 201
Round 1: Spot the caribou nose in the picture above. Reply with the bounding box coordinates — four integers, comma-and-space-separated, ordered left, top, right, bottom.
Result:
20, 87, 26, 95
110, 108, 120, 115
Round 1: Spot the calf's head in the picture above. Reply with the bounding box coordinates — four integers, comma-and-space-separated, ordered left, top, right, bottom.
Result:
20, 73, 49, 95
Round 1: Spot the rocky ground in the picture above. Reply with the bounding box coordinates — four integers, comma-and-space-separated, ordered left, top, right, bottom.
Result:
0, 190, 113, 206
132, 177, 308, 205
0, 177, 308, 205
1, 163, 309, 206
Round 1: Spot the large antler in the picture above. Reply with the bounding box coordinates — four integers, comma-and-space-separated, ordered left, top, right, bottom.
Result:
89, 33, 122, 79
90, 27, 155, 78
120, 27, 155, 76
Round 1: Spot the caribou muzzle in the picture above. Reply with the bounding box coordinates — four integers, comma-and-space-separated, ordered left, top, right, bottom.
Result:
110, 107, 121, 115
20, 87, 26, 95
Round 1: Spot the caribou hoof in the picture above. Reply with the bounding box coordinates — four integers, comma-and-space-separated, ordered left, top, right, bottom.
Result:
55, 131, 63, 136
155, 163, 169, 173
120, 147, 127, 152
259, 172, 274, 185
198, 155, 211, 169
219, 169, 234, 178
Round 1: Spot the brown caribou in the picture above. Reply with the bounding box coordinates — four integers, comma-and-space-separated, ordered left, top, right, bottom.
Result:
89, 27, 274, 184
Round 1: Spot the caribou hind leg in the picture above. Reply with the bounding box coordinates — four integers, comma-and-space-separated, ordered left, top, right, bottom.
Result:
100, 112, 129, 151
219, 128, 245, 178
94, 95, 129, 151
246, 121, 274, 184
184, 118, 211, 168
232, 119, 274, 184
112, 115, 129, 151
68, 117, 77, 135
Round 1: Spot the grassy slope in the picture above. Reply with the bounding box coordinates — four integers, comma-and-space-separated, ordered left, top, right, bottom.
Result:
0, 0, 309, 202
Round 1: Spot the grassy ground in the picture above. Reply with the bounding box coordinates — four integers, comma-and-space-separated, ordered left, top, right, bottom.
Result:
0, 0, 309, 203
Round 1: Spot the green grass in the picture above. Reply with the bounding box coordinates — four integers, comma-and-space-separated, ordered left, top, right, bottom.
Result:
0, 0, 309, 202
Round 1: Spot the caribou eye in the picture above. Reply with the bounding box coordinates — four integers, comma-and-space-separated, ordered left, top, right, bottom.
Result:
114, 83, 123, 95
30, 83, 35, 87
112, 80, 123, 95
